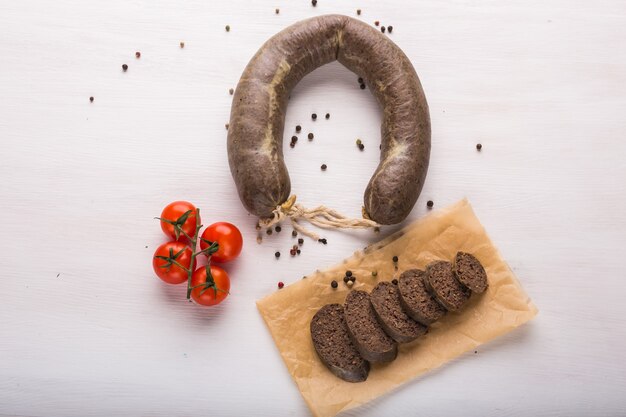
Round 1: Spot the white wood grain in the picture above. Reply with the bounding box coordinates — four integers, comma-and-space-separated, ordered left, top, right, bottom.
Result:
1, 0, 625, 416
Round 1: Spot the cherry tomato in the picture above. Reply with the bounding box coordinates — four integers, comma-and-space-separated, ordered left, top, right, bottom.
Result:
159, 201, 199, 241
199, 222, 243, 263
152, 242, 195, 284
190, 265, 230, 306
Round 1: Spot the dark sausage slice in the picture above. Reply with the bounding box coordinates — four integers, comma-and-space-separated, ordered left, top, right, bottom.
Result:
370, 282, 427, 343
344, 290, 398, 363
228, 14, 430, 224
398, 269, 447, 325
453, 252, 489, 293
310, 304, 369, 382
424, 261, 471, 312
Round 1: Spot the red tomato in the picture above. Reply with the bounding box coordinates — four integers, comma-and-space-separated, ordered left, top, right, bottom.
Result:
152, 242, 195, 284
159, 201, 199, 241
199, 222, 243, 263
190, 265, 230, 306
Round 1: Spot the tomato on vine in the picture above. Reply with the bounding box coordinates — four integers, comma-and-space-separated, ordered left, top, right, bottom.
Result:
190, 265, 230, 306
158, 201, 200, 241
200, 222, 243, 263
152, 242, 196, 284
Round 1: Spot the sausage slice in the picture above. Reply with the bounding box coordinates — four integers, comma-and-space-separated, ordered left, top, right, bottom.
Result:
425, 261, 471, 312
453, 252, 489, 293
370, 282, 428, 343
310, 304, 369, 382
344, 290, 398, 363
398, 269, 447, 325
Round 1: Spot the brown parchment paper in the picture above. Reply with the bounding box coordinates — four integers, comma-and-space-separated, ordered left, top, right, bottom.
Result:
256, 199, 538, 417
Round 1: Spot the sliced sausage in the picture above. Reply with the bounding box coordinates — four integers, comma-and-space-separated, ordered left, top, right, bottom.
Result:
228, 14, 430, 224
453, 252, 489, 293
310, 304, 369, 382
344, 290, 398, 363
425, 261, 471, 312
370, 282, 428, 343
398, 269, 447, 325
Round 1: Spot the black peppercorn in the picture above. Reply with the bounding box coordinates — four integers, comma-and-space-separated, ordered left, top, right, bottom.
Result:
358, 144, 365, 151
296, 249, 301, 255
357, 9, 361, 15
381, 26, 386, 33
122, 64, 128, 72
350, 276, 356, 283
135, 51, 141, 58
318, 238, 327, 244
321, 164, 327, 171
275, 225, 281, 233
427, 200, 434, 209
179, 41, 185, 48
312, 0, 317, 6
266, 229, 273, 235
296, 125, 301, 132
360, 83, 366, 90
292, 230, 298, 237
343, 276, 350, 283
387, 26, 393, 33
331, 280, 338, 288
476, 143, 482, 151
392, 279, 398, 285
89, 96, 94, 103
346, 270, 353, 277
275, 251, 280, 258
308, 133, 314, 140
374, 20, 380, 26
275, 8, 280, 14
325, 113, 330, 119
312, 113, 317, 120
225, 25, 230, 32
392, 256, 398, 263
298, 238, 304, 245
229, 88, 234, 95
291, 135, 298, 143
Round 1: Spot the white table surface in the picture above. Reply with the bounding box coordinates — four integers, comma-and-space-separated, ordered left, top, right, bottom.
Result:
1, 0, 625, 416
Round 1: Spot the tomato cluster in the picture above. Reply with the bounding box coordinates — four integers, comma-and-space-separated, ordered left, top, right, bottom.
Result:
152, 201, 243, 307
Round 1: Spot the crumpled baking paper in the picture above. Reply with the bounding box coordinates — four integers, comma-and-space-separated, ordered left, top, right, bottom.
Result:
257, 199, 538, 417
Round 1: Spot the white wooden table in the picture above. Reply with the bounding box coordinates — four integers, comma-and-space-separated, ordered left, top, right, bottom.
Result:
1, 0, 625, 415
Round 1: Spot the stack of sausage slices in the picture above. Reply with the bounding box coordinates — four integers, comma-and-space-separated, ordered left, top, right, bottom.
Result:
310, 252, 489, 382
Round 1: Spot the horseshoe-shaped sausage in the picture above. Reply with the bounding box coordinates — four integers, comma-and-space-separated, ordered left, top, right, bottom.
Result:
227, 14, 430, 225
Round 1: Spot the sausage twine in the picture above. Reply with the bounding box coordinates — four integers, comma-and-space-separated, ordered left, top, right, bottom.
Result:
258, 195, 380, 241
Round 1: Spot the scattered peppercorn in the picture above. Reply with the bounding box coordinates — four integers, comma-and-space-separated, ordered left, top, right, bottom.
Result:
122, 64, 128, 72
275, 8, 280, 14
321, 164, 327, 171
357, 9, 361, 15
358, 143, 365, 151
296, 125, 302, 132
331, 280, 338, 288
350, 276, 356, 283
318, 238, 328, 244
387, 26, 393, 33
298, 238, 304, 245
292, 230, 298, 237
266, 228, 273, 235
89, 96, 94, 103
392, 256, 399, 263
179, 42, 185, 48
427, 200, 434, 209
275, 225, 282, 233
255, 223, 261, 231
312, 113, 317, 120
312, 0, 317, 6
325, 113, 330, 119
476, 143, 482, 151
297, 249, 301, 255
291, 135, 298, 143
135, 51, 141, 58
289, 143, 295, 148
374, 20, 380, 26
308, 133, 314, 140
372, 271, 378, 277
392, 279, 398, 285
381, 26, 386, 33
225, 25, 230, 32
343, 276, 350, 283
290, 248, 297, 256
356, 138, 362, 146
278, 281, 284, 289
346, 270, 353, 277
229, 88, 234, 95
275, 251, 280, 258
346, 280, 354, 287
358, 77, 364, 84
225, 123, 229, 130
360, 83, 366, 90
